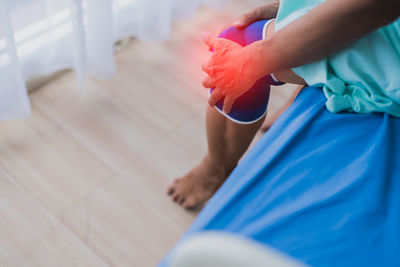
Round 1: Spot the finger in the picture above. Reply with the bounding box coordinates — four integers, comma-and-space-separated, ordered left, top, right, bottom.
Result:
223, 96, 235, 114
201, 63, 212, 75
202, 57, 224, 75
233, 12, 254, 29
203, 32, 233, 53
202, 76, 215, 88
233, 19, 247, 29
208, 88, 224, 107
201, 32, 216, 50
201, 63, 207, 73
212, 37, 236, 52
233, 7, 265, 29
201, 64, 220, 77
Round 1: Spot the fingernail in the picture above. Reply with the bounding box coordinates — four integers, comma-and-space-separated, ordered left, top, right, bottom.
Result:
233, 21, 243, 26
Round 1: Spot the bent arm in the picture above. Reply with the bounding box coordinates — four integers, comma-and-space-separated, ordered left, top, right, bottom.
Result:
249, 0, 400, 78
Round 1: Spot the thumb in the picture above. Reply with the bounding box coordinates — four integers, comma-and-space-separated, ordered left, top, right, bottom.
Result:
222, 96, 235, 114
233, 13, 252, 29
233, 20, 245, 29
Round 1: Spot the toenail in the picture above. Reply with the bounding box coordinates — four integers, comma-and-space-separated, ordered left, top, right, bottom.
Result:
167, 186, 174, 194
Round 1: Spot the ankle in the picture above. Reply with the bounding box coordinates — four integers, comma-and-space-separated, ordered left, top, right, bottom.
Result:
202, 155, 236, 177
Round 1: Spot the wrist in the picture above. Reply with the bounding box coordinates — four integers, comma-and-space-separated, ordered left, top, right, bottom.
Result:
244, 40, 275, 81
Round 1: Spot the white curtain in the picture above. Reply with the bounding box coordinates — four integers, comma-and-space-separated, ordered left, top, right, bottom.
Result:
0, 0, 224, 121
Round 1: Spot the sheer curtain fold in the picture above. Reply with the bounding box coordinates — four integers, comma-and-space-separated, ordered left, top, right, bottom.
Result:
0, 0, 31, 120
0, 0, 224, 120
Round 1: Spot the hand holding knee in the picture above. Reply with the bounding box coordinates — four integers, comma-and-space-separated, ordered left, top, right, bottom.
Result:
201, 33, 264, 113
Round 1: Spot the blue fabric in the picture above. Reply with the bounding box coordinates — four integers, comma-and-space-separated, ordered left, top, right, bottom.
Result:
210, 20, 282, 124
159, 86, 400, 267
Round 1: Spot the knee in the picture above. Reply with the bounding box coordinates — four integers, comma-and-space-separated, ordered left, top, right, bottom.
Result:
217, 20, 270, 47
217, 25, 247, 47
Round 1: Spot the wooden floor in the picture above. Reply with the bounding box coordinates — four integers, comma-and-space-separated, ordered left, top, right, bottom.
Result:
0, 1, 299, 266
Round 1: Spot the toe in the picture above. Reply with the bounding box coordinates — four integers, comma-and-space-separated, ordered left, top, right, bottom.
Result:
167, 185, 175, 195
176, 195, 184, 204
182, 197, 198, 209
173, 192, 180, 202
167, 185, 175, 196
167, 179, 180, 195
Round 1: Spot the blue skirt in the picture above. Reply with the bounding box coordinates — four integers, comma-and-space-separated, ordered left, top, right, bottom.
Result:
159, 86, 400, 267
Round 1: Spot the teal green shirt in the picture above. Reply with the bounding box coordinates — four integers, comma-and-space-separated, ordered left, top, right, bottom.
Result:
276, 0, 400, 117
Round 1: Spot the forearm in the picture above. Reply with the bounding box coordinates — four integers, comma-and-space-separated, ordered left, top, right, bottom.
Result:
264, 19, 306, 85
249, 0, 400, 78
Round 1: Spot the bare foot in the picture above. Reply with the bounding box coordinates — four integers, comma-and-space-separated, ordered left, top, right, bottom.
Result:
167, 157, 231, 209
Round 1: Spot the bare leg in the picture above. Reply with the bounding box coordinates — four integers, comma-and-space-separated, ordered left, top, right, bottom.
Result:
167, 20, 305, 209
167, 106, 264, 209
261, 85, 303, 131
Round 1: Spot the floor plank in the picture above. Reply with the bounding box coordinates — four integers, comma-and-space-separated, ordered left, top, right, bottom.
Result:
0, 112, 114, 216
61, 178, 194, 267
0, 168, 108, 267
